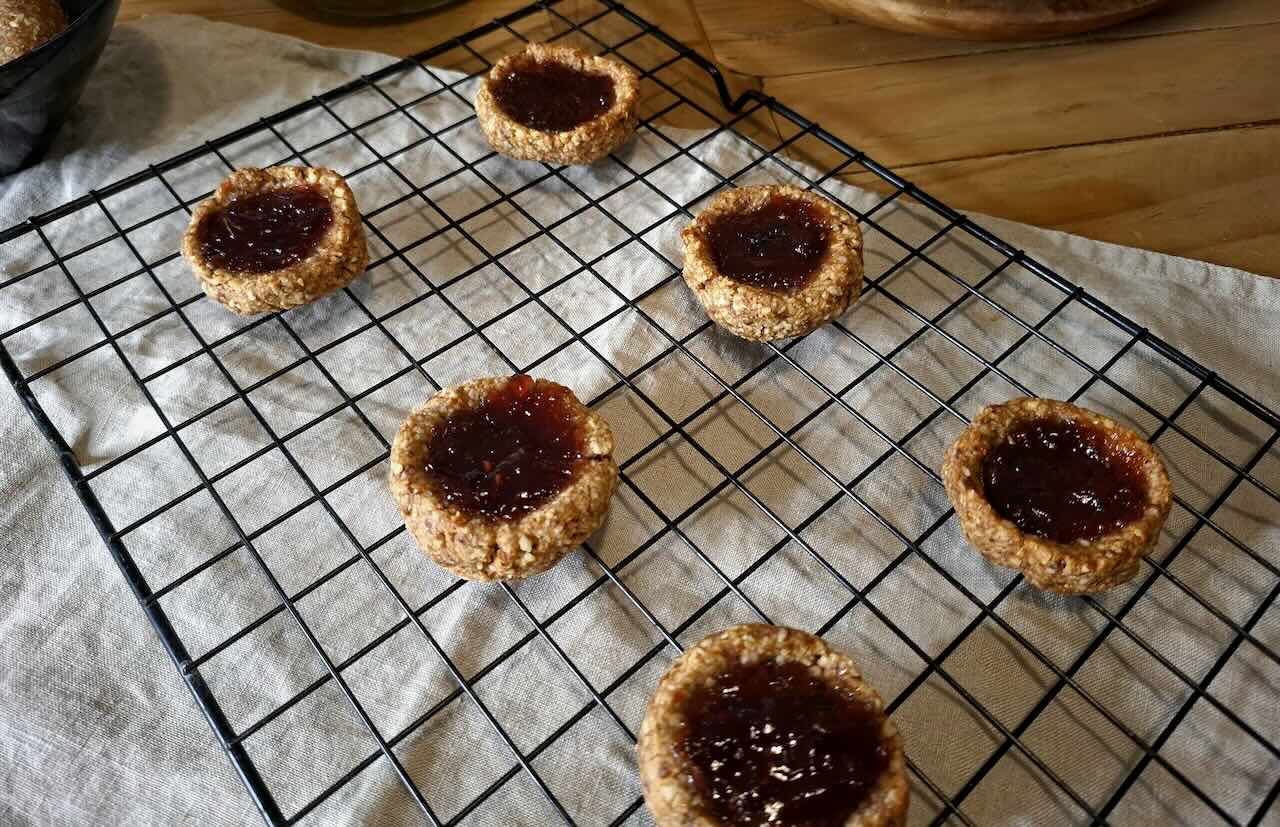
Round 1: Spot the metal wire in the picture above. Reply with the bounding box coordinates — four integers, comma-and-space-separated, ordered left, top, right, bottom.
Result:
0, 1, 1276, 824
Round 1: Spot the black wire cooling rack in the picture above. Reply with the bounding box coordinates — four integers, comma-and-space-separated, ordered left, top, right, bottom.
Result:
2, 1, 1279, 824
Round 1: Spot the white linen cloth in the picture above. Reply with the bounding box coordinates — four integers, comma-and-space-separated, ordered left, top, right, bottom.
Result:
1, 14, 1277, 827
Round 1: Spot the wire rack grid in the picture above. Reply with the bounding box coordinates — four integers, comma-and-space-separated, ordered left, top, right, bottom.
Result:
1, 1, 1278, 825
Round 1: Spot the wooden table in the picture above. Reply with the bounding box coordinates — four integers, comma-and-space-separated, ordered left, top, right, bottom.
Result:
119, 0, 1279, 275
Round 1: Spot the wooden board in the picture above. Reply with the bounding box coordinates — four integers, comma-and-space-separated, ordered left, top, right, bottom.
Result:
117, 0, 1280, 275
696, 0, 1280, 77
765, 23, 1280, 166
800, 0, 1172, 40
114, 0, 711, 60
834, 125, 1280, 276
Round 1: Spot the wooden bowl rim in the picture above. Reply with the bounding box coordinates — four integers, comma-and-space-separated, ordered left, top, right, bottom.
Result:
799, 0, 1173, 41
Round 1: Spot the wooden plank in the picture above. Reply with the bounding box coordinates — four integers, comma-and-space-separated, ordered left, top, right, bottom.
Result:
116, 0, 710, 58
765, 23, 1280, 167
828, 125, 1280, 276
118, 0, 538, 56
695, 0, 1280, 76
561, 0, 708, 54
115, 0, 767, 134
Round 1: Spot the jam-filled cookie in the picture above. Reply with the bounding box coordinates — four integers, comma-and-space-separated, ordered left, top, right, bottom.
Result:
639, 624, 908, 827
389, 375, 618, 581
943, 398, 1173, 594
182, 166, 367, 315
681, 185, 863, 342
474, 43, 640, 166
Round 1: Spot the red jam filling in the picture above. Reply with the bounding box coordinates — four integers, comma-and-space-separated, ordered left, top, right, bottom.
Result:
704, 195, 831, 292
678, 660, 891, 827
197, 186, 333, 273
490, 59, 615, 133
423, 376, 585, 521
982, 417, 1149, 544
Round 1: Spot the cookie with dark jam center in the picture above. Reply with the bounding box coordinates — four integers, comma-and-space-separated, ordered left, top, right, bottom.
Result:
704, 194, 831, 292
423, 375, 585, 521
197, 186, 333, 273
490, 60, 615, 133
679, 660, 891, 827
982, 417, 1148, 543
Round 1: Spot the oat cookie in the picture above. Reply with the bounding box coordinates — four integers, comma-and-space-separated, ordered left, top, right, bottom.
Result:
0, 0, 66, 65
681, 185, 863, 342
639, 624, 908, 827
475, 43, 640, 166
389, 376, 618, 581
182, 166, 367, 315
942, 397, 1172, 594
